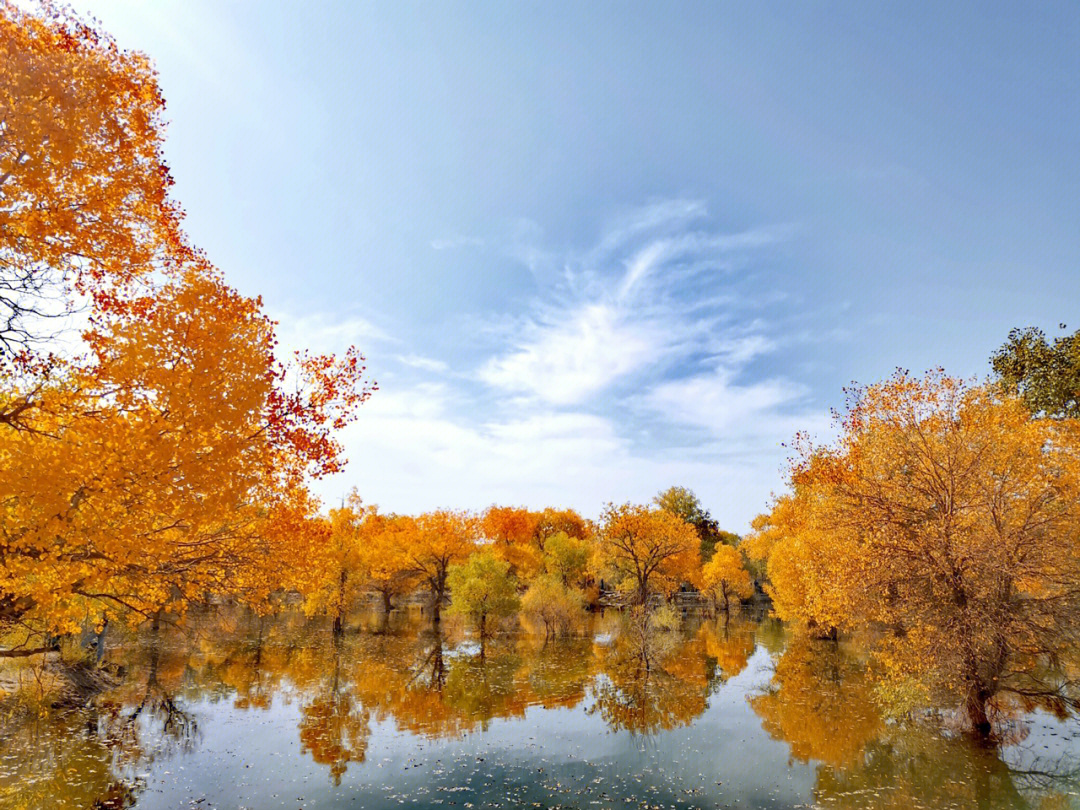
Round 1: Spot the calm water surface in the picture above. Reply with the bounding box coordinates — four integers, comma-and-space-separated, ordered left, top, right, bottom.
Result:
2, 607, 1079, 809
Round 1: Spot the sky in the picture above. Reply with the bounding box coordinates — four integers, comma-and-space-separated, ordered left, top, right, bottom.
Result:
69, 1, 1080, 530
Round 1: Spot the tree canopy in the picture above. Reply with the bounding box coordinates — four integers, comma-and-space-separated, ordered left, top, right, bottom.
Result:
653, 486, 736, 561
991, 324, 1080, 419
0, 3, 375, 648
747, 370, 1080, 736
598, 503, 700, 605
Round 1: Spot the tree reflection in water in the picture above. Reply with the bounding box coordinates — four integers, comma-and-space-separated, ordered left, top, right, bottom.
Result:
750, 634, 883, 768
298, 635, 370, 785
588, 608, 712, 735
751, 632, 1080, 808
2, 606, 1080, 808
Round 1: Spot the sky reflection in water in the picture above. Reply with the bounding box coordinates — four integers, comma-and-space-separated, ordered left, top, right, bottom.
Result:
2, 607, 1080, 810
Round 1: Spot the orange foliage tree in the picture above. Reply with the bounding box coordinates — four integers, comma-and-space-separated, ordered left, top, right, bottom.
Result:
298, 493, 372, 634
699, 544, 753, 613
0, 1, 185, 353
481, 505, 592, 585
360, 513, 419, 615
481, 505, 542, 582
0, 4, 375, 652
1, 269, 374, 645
405, 511, 476, 625
750, 370, 1080, 736
534, 507, 591, 547
597, 503, 700, 604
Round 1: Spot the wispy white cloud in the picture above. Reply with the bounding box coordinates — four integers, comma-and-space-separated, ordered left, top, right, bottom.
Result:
640, 331, 829, 459
645, 369, 806, 433
396, 353, 449, 373
590, 199, 708, 264
317, 200, 822, 530
477, 204, 793, 407
617, 240, 669, 302
430, 235, 486, 250
477, 302, 662, 405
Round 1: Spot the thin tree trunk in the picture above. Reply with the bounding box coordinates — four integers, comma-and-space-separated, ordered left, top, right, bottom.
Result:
333, 570, 347, 635
93, 617, 108, 664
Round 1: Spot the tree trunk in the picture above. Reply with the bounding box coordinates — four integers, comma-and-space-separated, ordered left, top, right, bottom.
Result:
807, 619, 837, 641
93, 618, 108, 664
965, 686, 994, 739
431, 570, 446, 626
333, 570, 347, 636
382, 589, 393, 615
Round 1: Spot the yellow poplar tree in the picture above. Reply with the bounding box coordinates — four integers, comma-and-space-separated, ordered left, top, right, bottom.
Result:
405, 511, 477, 625
754, 370, 1080, 737
360, 514, 419, 616
699, 544, 753, 613
597, 503, 700, 604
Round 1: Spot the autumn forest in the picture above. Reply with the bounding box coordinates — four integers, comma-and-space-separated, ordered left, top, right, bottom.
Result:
3, 3, 1080, 809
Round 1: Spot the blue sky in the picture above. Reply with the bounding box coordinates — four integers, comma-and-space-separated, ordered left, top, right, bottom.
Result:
71, 1, 1079, 530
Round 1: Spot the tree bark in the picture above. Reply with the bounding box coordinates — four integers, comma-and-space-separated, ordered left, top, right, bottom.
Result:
965, 686, 994, 739
0, 645, 58, 658
333, 570, 347, 636
637, 578, 649, 607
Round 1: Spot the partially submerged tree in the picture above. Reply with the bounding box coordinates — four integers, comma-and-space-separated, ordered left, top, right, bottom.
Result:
598, 503, 700, 605
300, 494, 370, 634
521, 576, 585, 640
360, 514, 419, 616
699, 545, 753, 614
751, 370, 1080, 737
406, 511, 476, 625
446, 551, 519, 648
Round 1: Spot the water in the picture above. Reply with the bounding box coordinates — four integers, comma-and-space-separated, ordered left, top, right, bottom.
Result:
2, 607, 1079, 809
